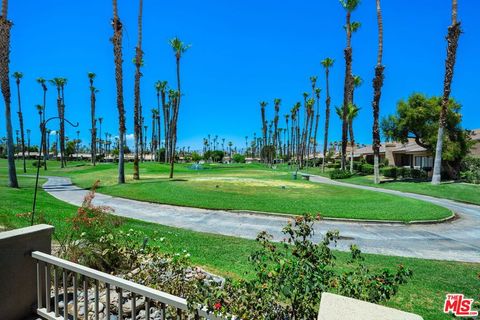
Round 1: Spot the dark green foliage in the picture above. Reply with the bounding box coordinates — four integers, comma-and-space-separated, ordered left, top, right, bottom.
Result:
330, 169, 354, 179
382, 166, 398, 180
32, 161, 46, 168
190, 151, 202, 162
189, 215, 412, 319
260, 145, 276, 164
232, 153, 246, 163
397, 168, 427, 180
65, 141, 76, 157
460, 157, 480, 184
326, 162, 341, 169
381, 94, 472, 177
204, 150, 225, 162
359, 163, 374, 175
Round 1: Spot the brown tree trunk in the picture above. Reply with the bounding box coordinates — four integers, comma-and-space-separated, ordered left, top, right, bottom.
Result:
90, 80, 96, 166
372, 0, 385, 184
112, 0, 126, 184
133, 0, 143, 180
432, 0, 461, 185
322, 68, 331, 172
15, 78, 26, 173
0, 9, 18, 187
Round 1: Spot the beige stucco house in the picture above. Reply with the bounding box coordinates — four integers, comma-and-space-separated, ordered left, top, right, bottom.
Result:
353, 128, 480, 169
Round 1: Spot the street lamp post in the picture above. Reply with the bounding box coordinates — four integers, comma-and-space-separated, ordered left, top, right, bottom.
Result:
31, 115, 78, 226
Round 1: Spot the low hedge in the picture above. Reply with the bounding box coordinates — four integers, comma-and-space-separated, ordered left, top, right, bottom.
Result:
359, 163, 374, 175
329, 169, 354, 179
382, 166, 398, 179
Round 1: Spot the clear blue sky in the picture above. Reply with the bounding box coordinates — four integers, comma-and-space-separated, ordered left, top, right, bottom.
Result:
3, 0, 479, 150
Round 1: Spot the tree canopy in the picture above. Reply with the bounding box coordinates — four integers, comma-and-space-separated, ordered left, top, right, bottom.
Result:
382, 93, 472, 166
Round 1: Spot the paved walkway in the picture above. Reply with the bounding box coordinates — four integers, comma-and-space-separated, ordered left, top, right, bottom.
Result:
42, 176, 480, 263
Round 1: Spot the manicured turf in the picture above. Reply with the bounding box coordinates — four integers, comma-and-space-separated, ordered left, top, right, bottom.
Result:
306, 167, 480, 206
0, 174, 478, 320
0, 160, 452, 222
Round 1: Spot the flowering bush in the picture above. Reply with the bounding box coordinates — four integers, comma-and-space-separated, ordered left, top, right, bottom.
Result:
59, 185, 412, 319
188, 214, 412, 319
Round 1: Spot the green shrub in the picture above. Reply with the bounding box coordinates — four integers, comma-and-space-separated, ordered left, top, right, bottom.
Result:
359, 163, 374, 175
326, 162, 341, 169
329, 169, 353, 179
411, 168, 427, 179
190, 215, 412, 319
32, 161, 46, 168
397, 167, 427, 180
460, 157, 480, 184
232, 154, 246, 163
191, 152, 202, 162
352, 161, 363, 171
204, 150, 225, 162
382, 166, 398, 179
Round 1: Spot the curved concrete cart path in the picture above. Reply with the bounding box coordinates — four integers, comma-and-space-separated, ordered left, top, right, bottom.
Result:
42, 176, 480, 263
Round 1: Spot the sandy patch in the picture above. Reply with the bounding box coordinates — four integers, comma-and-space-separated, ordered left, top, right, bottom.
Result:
190, 177, 315, 188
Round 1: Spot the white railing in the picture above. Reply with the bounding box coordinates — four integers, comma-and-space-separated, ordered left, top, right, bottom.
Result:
32, 251, 225, 320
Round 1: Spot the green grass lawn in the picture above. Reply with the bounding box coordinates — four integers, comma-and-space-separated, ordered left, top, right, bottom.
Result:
0, 174, 478, 320
305, 167, 480, 206
0, 159, 452, 222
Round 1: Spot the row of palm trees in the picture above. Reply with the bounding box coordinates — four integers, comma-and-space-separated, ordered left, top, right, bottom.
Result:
1, 0, 462, 187
111, 0, 189, 182
253, 0, 460, 185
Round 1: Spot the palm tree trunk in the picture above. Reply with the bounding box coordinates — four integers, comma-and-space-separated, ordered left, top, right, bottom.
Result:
341, 11, 354, 170
169, 57, 181, 179
42, 87, 48, 168
313, 113, 320, 165
349, 119, 355, 173
162, 92, 169, 164
112, 0, 126, 184
133, 0, 143, 180
90, 86, 96, 166
372, 0, 385, 184
0, 3, 18, 187
432, 0, 460, 185
15, 78, 26, 173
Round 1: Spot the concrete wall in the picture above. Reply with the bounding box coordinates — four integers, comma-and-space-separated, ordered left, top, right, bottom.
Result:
0, 224, 54, 320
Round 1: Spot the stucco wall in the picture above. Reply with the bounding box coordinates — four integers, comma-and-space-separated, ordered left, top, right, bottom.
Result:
0, 224, 54, 320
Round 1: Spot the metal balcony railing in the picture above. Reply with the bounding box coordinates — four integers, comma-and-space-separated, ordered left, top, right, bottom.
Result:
32, 251, 225, 320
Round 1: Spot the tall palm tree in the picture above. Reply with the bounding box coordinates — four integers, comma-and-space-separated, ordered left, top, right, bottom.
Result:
50, 77, 67, 168
307, 77, 317, 165
13, 71, 26, 173
155, 81, 167, 162
168, 37, 190, 178
133, 0, 144, 180
273, 98, 281, 153
285, 114, 290, 159
340, 0, 360, 170
259, 101, 268, 161
346, 103, 360, 173
371, 0, 384, 184
432, 0, 461, 185
0, 0, 18, 187
98, 117, 103, 156
26, 129, 30, 156
313, 87, 321, 164
151, 108, 158, 161
321, 58, 334, 172
37, 77, 48, 166
88, 72, 97, 166
111, 0, 126, 184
